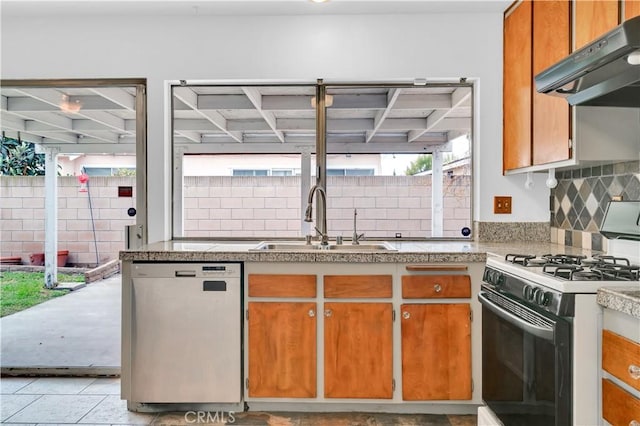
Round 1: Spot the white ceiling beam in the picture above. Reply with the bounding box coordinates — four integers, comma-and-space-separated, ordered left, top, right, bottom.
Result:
242, 87, 285, 143
173, 87, 242, 143
174, 119, 221, 132
65, 95, 125, 111
429, 117, 472, 131
4, 110, 73, 131
44, 144, 136, 154
75, 110, 127, 133
89, 87, 135, 111
6, 97, 59, 112
176, 141, 445, 155
330, 94, 387, 109
197, 94, 255, 110
407, 88, 471, 142
1, 129, 44, 144
261, 95, 314, 110
175, 131, 201, 143
366, 88, 402, 143
277, 118, 374, 131
393, 94, 452, 110
0, 114, 26, 131
227, 119, 271, 132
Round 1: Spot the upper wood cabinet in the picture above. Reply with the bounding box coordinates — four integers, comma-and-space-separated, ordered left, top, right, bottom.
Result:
532, 0, 571, 165
503, 0, 571, 172
503, 0, 532, 171
626, 0, 640, 20
574, 1, 619, 50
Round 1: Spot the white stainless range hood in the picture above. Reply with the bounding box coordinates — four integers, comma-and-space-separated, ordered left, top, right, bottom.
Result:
535, 16, 640, 107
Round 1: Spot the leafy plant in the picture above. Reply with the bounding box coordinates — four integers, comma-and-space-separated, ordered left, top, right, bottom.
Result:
0, 136, 45, 176
405, 154, 433, 175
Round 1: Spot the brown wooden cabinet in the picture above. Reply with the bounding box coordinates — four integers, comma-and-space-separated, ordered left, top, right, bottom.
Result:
626, 0, 640, 20
401, 303, 472, 400
247, 301, 317, 398
247, 273, 317, 398
601, 328, 640, 425
574, 1, 619, 50
503, 0, 571, 172
503, 0, 532, 171
324, 302, 393, 399
532, 0, 571, 165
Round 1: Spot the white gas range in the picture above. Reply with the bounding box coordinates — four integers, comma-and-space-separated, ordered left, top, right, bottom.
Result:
478, 235, 640, 425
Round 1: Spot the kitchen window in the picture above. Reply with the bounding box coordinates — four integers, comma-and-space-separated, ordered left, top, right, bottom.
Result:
171, 82, 473, 240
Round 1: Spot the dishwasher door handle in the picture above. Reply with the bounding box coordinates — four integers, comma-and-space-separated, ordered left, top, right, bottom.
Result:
175, 270, 197, 277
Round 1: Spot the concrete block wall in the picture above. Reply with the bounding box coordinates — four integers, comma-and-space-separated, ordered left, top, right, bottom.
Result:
1, 173, 472, 264
0, 176, 136, 266
183, 175, 472, 239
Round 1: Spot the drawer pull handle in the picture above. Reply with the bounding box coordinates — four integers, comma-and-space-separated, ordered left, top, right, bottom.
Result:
402, 311, 410, 320
308, 309, 315, 318
629, 364, 640, 380
629, 421, 639, 426
434, 284, 442, 293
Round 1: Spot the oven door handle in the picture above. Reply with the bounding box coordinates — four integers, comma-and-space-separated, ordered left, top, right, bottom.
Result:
478, 292, 554, 342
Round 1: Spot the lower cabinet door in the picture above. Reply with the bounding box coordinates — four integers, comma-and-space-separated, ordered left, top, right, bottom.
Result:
247, 302, 316, 398
401, 303, 472, 400
324, 302, 393, 399
602, 378, 640, 426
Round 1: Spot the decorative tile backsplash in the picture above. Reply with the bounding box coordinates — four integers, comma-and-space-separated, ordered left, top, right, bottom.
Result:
550, 160, 640, 251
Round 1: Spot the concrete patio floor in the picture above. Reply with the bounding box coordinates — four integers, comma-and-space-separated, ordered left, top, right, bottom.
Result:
1, 377, 477, 425
0, 274, 121, 375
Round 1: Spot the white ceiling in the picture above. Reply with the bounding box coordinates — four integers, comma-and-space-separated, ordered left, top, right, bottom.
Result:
1, 84, 472, 154
1, 0, 511, 17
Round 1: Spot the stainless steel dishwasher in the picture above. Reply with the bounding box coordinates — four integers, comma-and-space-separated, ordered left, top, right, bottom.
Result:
130, 262, 241, 403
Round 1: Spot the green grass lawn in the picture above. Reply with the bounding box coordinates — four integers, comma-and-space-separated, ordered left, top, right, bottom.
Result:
0, 272, 84, 317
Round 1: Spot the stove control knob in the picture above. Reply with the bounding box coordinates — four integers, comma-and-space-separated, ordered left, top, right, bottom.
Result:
533, 288, 551, 306
522, 285, 534, 301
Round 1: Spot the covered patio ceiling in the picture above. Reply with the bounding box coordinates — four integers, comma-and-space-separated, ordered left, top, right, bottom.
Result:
1, 84, 472, 155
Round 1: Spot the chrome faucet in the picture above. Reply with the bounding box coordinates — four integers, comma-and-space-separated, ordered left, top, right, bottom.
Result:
352, 208, 365, 245
304, 184, 329, 246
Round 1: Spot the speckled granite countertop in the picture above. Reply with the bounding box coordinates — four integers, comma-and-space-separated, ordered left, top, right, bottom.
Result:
119, 240, 597, 263
597, 287, 640, 319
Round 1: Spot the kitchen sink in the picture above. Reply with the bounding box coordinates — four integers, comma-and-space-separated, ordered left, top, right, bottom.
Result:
251, 241, 397, 252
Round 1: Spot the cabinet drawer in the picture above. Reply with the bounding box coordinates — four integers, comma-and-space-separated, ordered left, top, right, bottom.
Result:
248, 274, 316, 298
602, 378, 640, 426
402, 275, 471, 299
324, 275, 392, 298
603, 329, 640, 391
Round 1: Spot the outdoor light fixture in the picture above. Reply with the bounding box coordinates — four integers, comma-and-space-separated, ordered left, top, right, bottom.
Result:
59, 94, 82, 113
311, 94, 333, 108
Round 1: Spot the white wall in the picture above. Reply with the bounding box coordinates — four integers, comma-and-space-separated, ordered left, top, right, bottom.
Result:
1, 12, 550, 243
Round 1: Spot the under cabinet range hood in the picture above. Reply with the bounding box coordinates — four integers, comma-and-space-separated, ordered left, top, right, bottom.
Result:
535, 15, 640, 107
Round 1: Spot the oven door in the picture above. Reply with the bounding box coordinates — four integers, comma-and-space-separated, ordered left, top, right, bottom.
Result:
479, 288, 572, 426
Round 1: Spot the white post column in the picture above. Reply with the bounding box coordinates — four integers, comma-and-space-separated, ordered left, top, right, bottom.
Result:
431, 149, 443, 237
43, 147, 59, 289
172, 147, 185, 237
301, 149, 312, 235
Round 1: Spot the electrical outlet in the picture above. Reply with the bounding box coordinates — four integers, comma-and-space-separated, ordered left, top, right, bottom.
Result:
494, 196, 512, 214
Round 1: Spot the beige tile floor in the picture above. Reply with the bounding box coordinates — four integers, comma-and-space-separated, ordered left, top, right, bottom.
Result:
1, 377, 477, 425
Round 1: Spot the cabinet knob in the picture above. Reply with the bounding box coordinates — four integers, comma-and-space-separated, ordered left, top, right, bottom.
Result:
308, 309, 315, 318
434, 284, 442, 293
629, 421, 639, 426
402, 311, 410, 320
324, 309, 332, 318
629, 364, 640, 380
